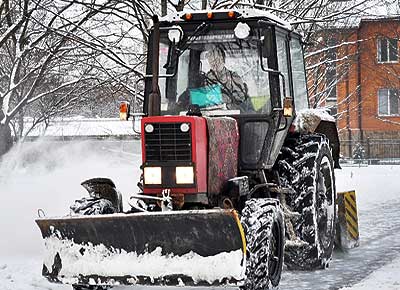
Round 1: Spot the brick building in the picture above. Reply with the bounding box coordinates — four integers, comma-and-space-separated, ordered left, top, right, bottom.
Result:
308, 17, 400, 159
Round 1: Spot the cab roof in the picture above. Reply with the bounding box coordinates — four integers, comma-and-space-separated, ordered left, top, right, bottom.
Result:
160, 9, 293, 32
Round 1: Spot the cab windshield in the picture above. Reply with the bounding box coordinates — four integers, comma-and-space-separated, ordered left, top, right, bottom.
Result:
158, 26, 272, 116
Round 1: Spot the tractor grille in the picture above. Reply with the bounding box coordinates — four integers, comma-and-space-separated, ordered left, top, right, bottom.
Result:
145, 123, 192, 162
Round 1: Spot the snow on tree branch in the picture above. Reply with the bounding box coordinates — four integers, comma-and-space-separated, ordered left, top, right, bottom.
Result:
0, 0, 149, 146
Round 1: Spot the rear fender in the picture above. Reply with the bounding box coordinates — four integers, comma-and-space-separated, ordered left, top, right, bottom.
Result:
315, 121, 341, 169
293, 109, 340, 169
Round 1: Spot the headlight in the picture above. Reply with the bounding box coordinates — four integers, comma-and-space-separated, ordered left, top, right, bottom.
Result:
176, 166, 194, 184
180, 123, 190, 132
145, 124, 154, 133
144, 167, 161, 184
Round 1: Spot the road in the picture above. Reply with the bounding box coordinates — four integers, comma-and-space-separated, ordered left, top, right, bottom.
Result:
0, 140, 399, 290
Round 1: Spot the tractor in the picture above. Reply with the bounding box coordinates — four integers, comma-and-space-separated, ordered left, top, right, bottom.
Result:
36, 9, 341, 290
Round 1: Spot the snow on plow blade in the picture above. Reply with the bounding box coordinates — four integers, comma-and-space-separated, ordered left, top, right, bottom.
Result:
35, 209, 246, 287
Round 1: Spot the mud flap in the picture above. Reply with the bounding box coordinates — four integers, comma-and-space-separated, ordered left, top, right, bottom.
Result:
336, 190, 360, 250
36, 209, 246, 286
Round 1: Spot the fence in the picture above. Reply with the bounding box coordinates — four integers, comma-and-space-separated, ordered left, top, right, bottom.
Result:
340, 138, 400, 163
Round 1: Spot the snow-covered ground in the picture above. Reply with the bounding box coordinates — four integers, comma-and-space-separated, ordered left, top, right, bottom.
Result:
280, 164, 400, 290
341, 256, 400, 290
1, 140, 400, 290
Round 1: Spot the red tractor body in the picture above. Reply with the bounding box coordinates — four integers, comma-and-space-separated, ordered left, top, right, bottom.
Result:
141, 115, 208, 195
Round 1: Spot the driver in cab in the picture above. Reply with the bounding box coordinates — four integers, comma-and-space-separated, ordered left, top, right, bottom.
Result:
176, 45, 252, 113
204, 45, 249, 111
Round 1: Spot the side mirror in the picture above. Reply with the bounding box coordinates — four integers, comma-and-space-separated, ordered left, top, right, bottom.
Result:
119, 77, 146, 134
119, 101, 144, 134
262, 27, 274, 58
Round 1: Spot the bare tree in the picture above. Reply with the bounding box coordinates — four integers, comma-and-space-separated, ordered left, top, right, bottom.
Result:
0, 0, 153, 157
1, 0, 394, 159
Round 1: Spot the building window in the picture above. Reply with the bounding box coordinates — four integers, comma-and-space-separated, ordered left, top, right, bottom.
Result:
378, 89, 399, 115
378, 38, 398, 62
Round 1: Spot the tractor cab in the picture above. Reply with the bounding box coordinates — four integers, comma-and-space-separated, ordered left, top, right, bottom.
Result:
142, 10, 309, 169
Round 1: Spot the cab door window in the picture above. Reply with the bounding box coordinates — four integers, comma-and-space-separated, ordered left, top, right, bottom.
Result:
290, 38, 308, 111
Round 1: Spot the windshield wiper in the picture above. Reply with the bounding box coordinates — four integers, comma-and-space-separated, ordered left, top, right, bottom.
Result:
177, 22, 211, 56
164, 22, 211, 72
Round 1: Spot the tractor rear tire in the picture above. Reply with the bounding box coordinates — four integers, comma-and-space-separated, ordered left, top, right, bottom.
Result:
241, 198, 284, 290
277, 134, 336, 270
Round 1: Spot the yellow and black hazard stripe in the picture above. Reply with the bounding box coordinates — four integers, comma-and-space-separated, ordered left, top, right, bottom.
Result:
337, 190, 360, 249
343, 191, 359, 240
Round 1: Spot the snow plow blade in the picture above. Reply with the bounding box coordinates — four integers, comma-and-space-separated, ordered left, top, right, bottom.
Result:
35, 209, 246, 287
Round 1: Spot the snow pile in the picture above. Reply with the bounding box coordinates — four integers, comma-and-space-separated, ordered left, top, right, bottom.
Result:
43, 235, 245, 285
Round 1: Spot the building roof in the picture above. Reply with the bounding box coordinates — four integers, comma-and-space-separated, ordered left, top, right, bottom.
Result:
20, 117, 138, 138
330, 0, 400, 29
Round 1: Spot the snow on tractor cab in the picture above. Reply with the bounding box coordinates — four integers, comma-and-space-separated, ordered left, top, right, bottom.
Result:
36, 9, 357, 290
